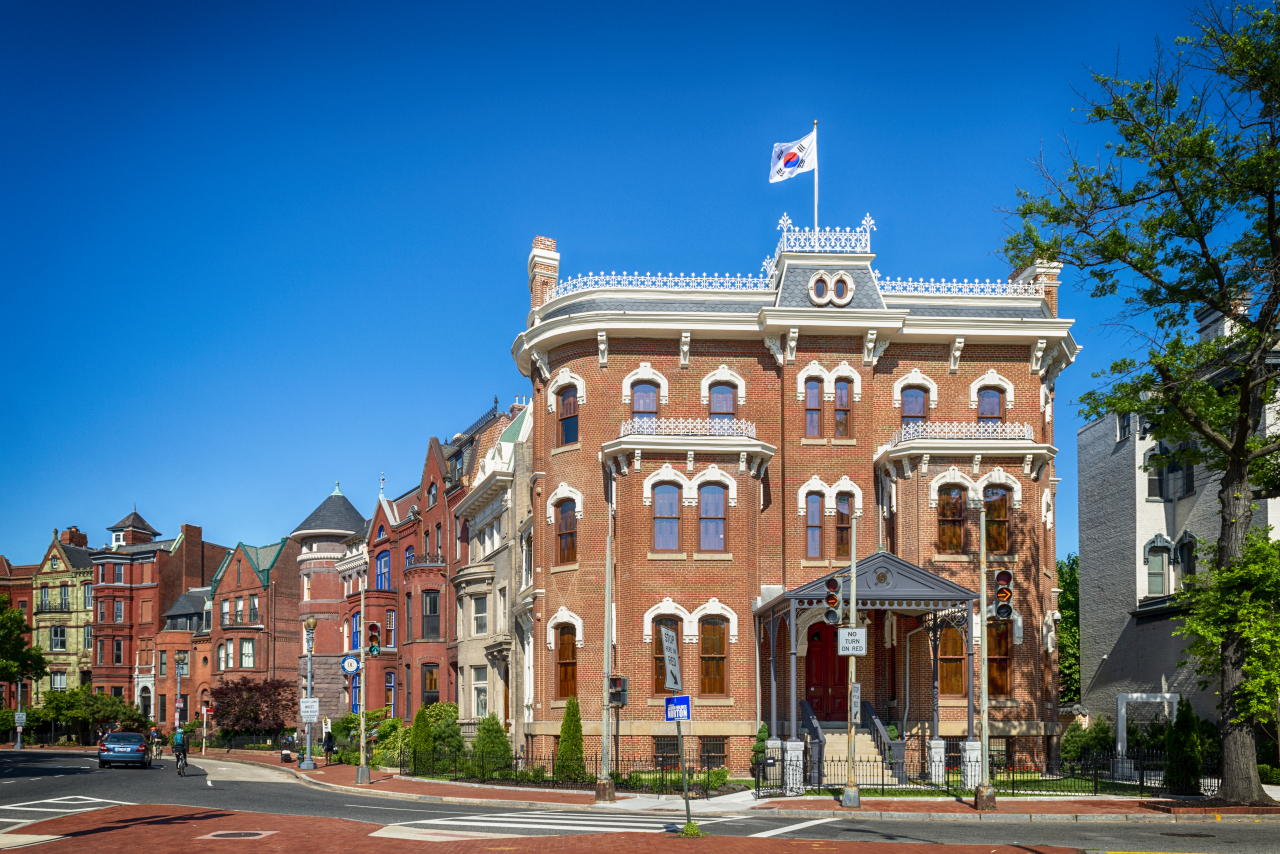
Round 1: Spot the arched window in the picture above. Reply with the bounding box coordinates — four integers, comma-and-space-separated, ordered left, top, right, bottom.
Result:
404, 546, 415, 568
984, 487, 1010, 554
427, 483, 437, 507
351, 611, 361, 650
806, 494, 823, 558
901, 388, 927, 426
835, 494, 852, 559
376, 551, 391, 590
938, 486, 966, 553
385, 671, 396, 717
988, 620, 1012, 696
708, 383, 735, 423
556, 501, 577, 564
217, 643, 225, 671
653, 484, 681, 552
558, 387, 579, 445
940, 627, 966, 696
377, 526, 385, 540
699, 617, 727, 696
385, 609, 397, 648
556, 624, 577, 699
653, 616, 680, 695
805, 380, 821, 437
699, 485, 726, 552
834, 380, 852, 437
977, 388, 1004, 425
632, 381, 659, 423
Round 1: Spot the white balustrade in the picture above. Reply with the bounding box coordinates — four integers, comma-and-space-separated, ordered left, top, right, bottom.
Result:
618, 417, 757, 439
545, 271, 771, 304
888, 421, 1034, 447
879, 277, 1044, 297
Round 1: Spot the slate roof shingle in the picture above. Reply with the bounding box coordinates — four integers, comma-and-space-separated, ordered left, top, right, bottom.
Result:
109, 511, 160, 535
292, 490, 367, 536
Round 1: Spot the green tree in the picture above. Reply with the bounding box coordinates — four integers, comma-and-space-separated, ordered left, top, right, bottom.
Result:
1056, 553, 1081, 703
0, 595, 47, 693
1006, 3, 1280, 804
555, 696, 586, 780
1166, 697, 1206, 795
472, 712, 513, 776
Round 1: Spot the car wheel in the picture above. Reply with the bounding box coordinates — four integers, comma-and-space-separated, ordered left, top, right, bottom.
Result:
98, 761, 105, 769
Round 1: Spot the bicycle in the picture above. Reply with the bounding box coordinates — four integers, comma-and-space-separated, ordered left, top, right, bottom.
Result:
175, 748, 188, 776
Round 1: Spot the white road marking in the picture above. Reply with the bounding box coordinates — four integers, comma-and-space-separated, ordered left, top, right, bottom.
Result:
748, 817, 839, 838
396, 809, 739, 835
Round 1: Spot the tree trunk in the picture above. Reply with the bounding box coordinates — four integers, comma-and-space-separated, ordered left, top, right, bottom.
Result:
1212, 462, 1275, 805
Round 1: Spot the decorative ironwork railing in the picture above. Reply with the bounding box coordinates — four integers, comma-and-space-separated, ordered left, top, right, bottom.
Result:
545, 271, 771, 304
888, 421, 1034, 447
619, 417, 757, 439
775, 215, 875, 255
878, 277, 1044, 297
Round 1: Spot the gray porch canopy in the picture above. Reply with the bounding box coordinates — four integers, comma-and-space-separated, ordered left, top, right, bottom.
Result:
754, 551, 978, 741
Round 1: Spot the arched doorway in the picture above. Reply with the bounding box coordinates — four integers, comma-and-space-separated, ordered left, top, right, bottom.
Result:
805, 624, 847, 721
139, 686, 152, 720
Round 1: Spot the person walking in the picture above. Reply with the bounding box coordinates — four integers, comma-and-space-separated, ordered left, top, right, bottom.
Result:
322, 731, 335, 766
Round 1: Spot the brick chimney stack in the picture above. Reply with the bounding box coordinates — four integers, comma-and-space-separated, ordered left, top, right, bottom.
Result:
59, 526, 87, 547
528, 236, 560, 313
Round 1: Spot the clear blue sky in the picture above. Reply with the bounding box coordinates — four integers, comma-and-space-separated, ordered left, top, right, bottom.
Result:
0, 0, 1188, 562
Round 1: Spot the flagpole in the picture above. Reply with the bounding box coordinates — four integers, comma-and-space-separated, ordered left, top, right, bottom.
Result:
813, 119, 819, 231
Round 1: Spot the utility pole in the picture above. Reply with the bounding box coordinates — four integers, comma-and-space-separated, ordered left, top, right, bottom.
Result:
356, 571, 370, 785
975, 500, 995, 809
842, 518, 859, 808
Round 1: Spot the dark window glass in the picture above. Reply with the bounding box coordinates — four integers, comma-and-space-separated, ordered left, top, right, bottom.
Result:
833, 277, 848, 300
699, 485, 726, 552
557, 501, 577, 564
940, 627, 966, 696
938, 486, 966, 553
834, 381, 851, 437
558, 388, 579, 445
556, 625, 577, 699
835, 494, 852, 559
988, 621, 1011, 696
813, 278, 827, 299
977, 389, 1003, 424
421, 664, 439, 707
423, 589, 440, 639
404, 546, 414, 568
901, 388, 927, 426
805, 380, 821, 437
653, 484, 681, 551
806, 493, 823, 558
1180, 539, 1197, 576
699, 618, 727, 695
984, 487, 1010, 554
652, 616, 679, 694
709, 383, 735, 422
632, 382, 659, 423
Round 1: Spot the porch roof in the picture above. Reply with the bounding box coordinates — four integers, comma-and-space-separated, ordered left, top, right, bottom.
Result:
756, 551, 977, 615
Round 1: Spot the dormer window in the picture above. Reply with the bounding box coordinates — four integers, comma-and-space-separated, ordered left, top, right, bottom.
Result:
112, 532, 124, 545
377, 526, 385, 540
813, 277, 827, 300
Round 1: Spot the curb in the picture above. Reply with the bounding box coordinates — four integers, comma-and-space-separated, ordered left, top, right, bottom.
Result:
746, 807, 1280, 823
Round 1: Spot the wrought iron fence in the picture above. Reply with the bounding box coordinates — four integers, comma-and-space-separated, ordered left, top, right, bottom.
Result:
398, 746, 737, 797
756, 742, 1222, 799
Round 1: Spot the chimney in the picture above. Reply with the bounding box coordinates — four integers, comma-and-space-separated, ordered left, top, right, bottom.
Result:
59, 526, 87, 548
1010, 261, 1062, 318
528, 236, 560, 313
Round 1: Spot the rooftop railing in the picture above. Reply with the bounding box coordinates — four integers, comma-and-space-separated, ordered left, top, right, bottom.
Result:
887, 421, 1034, 447
619, 417, 757, 439
878, 277, 1044, 297
545, 271, 771, 304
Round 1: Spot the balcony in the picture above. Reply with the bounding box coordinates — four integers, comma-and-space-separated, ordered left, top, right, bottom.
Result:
220, 609, 260, 627
406, 552, 446, 570
619, 417, 756, 439
544, 271, 771, 305
887, 421, 1034, 447
603, 418, 776, 475
35, 602, 72, 614
873, 421, 1055, 472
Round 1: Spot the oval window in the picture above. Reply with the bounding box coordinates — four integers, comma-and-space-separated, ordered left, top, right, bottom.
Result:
834, 278, 848, 299
814, 278, 827, 299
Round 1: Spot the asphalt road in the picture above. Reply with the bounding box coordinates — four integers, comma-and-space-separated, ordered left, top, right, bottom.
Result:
0, 749, 1274, 853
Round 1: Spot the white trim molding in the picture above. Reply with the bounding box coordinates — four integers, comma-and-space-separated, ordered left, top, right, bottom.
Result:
690, 597, 739, 643
545, 482, 584, 524
643, 464, 694, 506
928, 466, 978, 508
796, 360, 862, 403
1042, 489, 1054, 530
892, 368, 938, 409
977, 466, 1023, 510
643, 597, 694, 644
806, 269, 855, 307
797, 475, 863, 517
546, 606, 585, 650
969, 369, 1016, 410
690, 464, 738, 507
700, 365, 747, 406
622, 362, 669, 405
546, 368, 586, 413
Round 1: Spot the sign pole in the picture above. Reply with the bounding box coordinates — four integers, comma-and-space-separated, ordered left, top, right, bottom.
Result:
356, 573, 370, 785
975, 501, 995, 809
843, 517, 859, 808
660, 625, 691, 827
15, 685, 22, 750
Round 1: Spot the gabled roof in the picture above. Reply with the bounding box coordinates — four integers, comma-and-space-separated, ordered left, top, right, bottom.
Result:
109, 510, 160, 535
210, 539, 289, 593
58, 543, 95, 571
774, 551, 977, 612
291, 484, 367, 539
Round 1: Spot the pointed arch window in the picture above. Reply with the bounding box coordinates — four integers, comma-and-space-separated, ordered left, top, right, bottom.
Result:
653, 484, 681, 552
805, 380, 821, 437
834, 380, 852, 437
708, 383, 735, 423
977, 388, 1004, 425
699, 617, 727, 696
556, 501, 577, 564
835, 494, 852, 559
938, 486, 966, 554
556, 624, 577, 699
901, 388, 927, 426
632, 382, 660, 424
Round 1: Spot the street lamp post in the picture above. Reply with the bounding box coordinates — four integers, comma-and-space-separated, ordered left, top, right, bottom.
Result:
299, 616, 318, 770
15, 683, 23, 750
356, 570, 370, 786
175, 651, 188, 738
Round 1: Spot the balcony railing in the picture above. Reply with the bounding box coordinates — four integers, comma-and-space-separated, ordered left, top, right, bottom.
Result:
406, 552, 446, 569
545, 271, 771, 304
619, 417, 757, 439
878, 277, 1044, 297
887, 421, 1034, 448
220, 609, 260, 627
35, 602, 71, 614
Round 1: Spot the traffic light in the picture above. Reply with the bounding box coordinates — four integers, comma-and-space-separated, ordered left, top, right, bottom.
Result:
608, 675, 628, 708
823, 578, 841, 625
367, 622, 381, 657
993, 569, 1013, 620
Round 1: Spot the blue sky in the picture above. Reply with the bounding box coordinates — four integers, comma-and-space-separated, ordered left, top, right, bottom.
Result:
0, 1, 1189, 562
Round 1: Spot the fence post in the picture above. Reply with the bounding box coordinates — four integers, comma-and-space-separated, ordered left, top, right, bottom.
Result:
1138, 750, 1145, 798
1093, 756, 1099, 796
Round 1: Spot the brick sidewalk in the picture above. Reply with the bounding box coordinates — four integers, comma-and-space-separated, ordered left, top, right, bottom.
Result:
756, 797, 1149, 815
12, 804, 1084, 853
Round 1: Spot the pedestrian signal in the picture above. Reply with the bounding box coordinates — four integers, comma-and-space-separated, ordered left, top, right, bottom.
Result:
993, 570, 1013, 620
608, 675, 628, 708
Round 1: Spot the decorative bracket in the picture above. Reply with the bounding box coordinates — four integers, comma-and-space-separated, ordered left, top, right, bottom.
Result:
1030, 338, 1047, 373
739, 451, 748, 473
680, 331, 691, 368
1023, 454, 1034, 475
872, 337, 890, 366
920, 454, 930, 474
763, 335, 785, 367
633, 449, 642, 472
972, 454, 982, 474
530, 348, 549, 381
785, 328, 799, 365
949, 337, 965, 373
686, 451, 695, 472
597, 332, 608, 368
863, 330, 877, 366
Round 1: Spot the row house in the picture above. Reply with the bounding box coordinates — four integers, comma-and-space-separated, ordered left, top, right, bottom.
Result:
31, 527, 94, 702
510, 219, 1079, 771
0, 556, 37, 708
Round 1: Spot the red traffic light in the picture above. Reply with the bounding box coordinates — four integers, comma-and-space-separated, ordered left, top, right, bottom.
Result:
825, 578, 840, 593
994, 570, 1013, 587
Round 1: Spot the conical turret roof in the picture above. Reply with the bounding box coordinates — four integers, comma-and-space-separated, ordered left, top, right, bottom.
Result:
291, 483, 366, 539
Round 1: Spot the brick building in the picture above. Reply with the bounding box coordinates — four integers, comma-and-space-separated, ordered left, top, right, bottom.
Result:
511, 220, 1079, 771
0, 556, 37, 709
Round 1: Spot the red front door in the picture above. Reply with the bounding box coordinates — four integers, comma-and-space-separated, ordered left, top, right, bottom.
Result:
805, 624, 848, 721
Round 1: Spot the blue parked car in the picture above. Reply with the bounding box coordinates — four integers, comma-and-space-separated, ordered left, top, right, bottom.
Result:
98, 732, 151, 769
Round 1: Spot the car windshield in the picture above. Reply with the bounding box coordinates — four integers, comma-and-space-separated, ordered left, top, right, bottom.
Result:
106, 733, 144, 743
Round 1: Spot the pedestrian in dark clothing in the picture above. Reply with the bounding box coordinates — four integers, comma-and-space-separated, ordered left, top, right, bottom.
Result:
322, 732, 335, 766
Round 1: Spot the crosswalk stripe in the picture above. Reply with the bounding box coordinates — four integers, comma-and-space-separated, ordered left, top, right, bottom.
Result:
396, 809, 737, 835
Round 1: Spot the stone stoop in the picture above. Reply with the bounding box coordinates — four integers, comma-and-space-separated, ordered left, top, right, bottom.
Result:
818, 728, 883, 763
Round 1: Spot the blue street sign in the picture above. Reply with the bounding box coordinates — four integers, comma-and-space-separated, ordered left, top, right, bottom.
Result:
664, 695, 691, 722
340, 655, 361, 675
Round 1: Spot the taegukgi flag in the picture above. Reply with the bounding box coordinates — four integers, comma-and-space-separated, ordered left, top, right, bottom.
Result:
770, 130, 817, 183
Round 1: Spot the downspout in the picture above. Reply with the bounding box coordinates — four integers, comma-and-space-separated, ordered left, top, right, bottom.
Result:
901, 623, 927, 739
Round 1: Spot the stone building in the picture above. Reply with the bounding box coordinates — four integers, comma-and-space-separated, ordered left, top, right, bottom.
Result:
31, 527, 95, 704
511, 219, 1078, 771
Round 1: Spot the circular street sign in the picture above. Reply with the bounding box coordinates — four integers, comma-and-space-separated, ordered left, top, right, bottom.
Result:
340, 655, 361, 675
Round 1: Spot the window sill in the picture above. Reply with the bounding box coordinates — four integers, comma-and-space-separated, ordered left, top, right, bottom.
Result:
990, 698, 1018, 708
694, 697, 733, 706
989, 554, 1017, 563
550, 563, 578, 574
939, 698, 969, 707
932, 554, 973, 563
648, 552, 687, 560
693, 553, 732, 561
801, 559, 831, 568
800, 438, 828, 446
1145, 497, 1168, 503
551, 700, 567, 709
646, 698, 672, 706
551, 443, 581, 457
831, 438, 856, 446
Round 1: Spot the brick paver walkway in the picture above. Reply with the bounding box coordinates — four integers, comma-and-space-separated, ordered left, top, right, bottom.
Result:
12, 804, 1084, 853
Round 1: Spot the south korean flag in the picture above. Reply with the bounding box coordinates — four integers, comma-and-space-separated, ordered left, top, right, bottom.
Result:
770, 130, 817, 183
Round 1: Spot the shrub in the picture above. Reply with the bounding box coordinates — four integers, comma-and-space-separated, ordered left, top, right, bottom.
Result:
678, 821, 704, 838
706, 768, 730, 790
1163, 698, 1203, 796
555, 696, 586, 780
751, 722, 769, 766
472, 713, 513, 777
1258, 764, 1280, 785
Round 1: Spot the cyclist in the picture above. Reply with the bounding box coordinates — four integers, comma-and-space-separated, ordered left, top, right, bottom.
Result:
149, 726, 163, 759
171, 727, 188, 775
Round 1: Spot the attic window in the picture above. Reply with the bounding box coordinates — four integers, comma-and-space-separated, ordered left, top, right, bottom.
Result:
113, 532, 124, 545
377, 526, 385, 540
